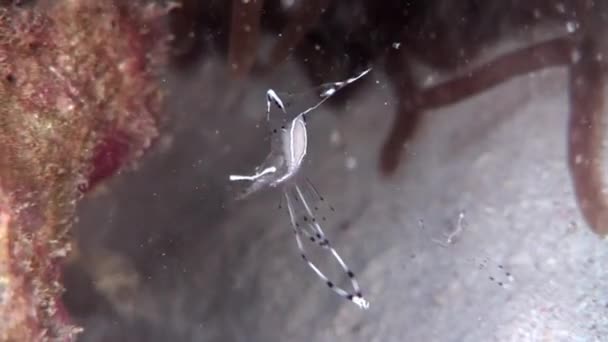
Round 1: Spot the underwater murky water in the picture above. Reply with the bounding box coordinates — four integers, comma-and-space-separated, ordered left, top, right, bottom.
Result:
56, 1, 608, 341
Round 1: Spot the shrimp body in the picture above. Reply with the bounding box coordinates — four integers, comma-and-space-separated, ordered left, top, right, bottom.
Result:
229, 69, 371, 309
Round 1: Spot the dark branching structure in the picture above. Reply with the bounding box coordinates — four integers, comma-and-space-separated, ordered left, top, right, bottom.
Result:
171, 0, 608, 238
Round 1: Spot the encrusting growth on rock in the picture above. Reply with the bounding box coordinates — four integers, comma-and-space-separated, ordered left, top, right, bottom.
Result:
0, 0, 173, 340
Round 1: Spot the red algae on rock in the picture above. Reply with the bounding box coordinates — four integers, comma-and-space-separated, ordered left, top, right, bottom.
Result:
0, 0, 171, 340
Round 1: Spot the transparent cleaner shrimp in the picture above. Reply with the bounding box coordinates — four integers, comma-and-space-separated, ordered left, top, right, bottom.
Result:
229, 68, 371, 309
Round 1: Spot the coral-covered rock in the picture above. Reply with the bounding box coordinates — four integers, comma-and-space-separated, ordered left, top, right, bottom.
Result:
0, 0, 170, 340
